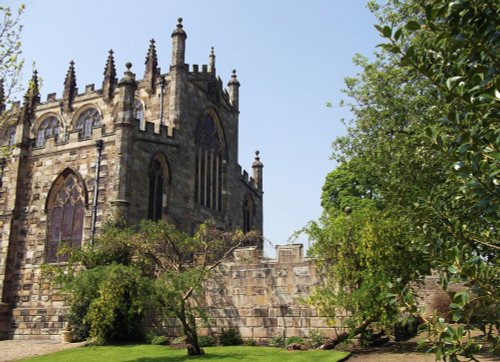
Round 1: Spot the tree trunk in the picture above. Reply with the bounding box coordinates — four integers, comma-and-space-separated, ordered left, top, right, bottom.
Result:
321, 318, 372, 350
177, 301, 204, 355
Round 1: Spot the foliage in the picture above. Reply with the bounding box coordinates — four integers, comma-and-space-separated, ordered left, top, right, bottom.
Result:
268, 336, 285, 348
50, 220, 258, 354
307, 0, 498, 359
308, 329, 326, 348
286, 336, 305, 347
0, 4, 25, 105
15, 345, 351, 362
51, 262, 154, 345
219, 328, 244, 346
198, 335, 216, 347
150, 335, 169, 345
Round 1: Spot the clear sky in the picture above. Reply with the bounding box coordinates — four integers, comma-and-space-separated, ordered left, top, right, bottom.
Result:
4, 0, 381, 256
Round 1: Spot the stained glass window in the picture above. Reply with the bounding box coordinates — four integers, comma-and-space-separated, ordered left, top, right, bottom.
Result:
46, 171, 86, 262
36, 116, 60, 147
76, 108, 101, 140
148, 158, 164, 221
194, 114, 224, 211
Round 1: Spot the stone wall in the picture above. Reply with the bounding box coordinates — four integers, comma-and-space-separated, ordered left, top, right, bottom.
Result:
147, 244, 348, 343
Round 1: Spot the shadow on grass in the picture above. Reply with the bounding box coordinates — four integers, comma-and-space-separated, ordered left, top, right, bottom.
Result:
124, 352, 246, 362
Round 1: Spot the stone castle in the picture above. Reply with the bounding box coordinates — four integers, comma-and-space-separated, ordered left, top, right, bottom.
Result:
0, 18, 264, 339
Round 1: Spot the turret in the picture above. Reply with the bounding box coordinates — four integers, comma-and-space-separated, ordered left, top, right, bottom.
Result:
252, 150, 263, 191
63, 61, 77, 111
228, 69, 240, 112
117, 62, 137, 124
208, 47, 215, 74
144, 39, 159, 94
102, 50, 117, 101
171, 17, 187, 68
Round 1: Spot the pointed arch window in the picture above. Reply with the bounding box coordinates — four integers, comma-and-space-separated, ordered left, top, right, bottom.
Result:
195, 113, 224, 211
148, 155, 168, 221
46, 170, 86, 262
243, 193, 255, 233
36, 116, 60, 147
76, 108, 101, 140
134, 99, 144, 127
1, 126, 15, 147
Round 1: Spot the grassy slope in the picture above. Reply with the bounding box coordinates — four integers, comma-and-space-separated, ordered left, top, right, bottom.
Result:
16, 345, 349, 362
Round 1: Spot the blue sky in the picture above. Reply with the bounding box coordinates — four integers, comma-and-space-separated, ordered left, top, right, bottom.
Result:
5, 0, 381, 256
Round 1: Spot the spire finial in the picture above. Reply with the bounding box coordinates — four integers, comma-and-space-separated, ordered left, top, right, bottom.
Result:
255, 150, 260, 160
103, 49, 117, 101
126, 62, 132, 70
144, 38, 159, 93
63, 60, 77, 111
177, 17, 183, 26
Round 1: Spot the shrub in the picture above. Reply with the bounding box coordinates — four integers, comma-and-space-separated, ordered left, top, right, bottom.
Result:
198, 335, 216, 347
65, 263, 154, 344
219, 328, 243, 346
268, 336, 285, 347
286, 336, 305, 347
244, 338, 257, 346
151, 335, 169, 345
308, 329, 326, 348
171, 336, 186, 345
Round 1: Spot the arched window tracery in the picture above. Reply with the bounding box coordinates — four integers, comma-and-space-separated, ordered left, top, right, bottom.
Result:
148, 154, 168, 221
46, 170, 86, 262
36, 116, 60, 147
243, 193, 255, 233
194, 113, 224, 211
76, 108, 101, 139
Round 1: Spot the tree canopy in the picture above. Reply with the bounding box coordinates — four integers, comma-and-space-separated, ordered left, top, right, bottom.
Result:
305, 0, 499, 359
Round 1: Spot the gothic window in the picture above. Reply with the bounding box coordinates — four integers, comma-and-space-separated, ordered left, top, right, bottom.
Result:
194, 113, 224, 211
1, 126, 15, 147
36, 116, 60, 147
134, 99, 144, 126
46, 170, 86, 262
76, 108, 101, 140
243, 194, 255, 233
148, 155, 168, 221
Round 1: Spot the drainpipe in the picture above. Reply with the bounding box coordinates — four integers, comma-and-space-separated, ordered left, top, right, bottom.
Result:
159, 75, 165, 125
91, 139, 104, 246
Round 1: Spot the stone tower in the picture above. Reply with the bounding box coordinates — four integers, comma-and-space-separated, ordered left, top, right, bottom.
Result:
0, 19, 263, 340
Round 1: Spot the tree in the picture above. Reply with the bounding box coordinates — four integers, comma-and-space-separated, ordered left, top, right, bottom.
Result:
132, 220, 255, 355
0, 4, 25, 114
49, 220, 257, 355
306, 1, 498, 358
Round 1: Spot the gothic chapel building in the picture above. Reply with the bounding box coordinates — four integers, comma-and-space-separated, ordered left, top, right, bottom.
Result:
0, 19, 263, 339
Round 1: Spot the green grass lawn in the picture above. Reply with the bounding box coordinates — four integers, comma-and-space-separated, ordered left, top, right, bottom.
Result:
16, 345, 349, 362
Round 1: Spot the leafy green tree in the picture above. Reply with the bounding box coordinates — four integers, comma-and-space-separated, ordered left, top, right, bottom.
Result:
374, 1, 499, 358
308, 1, 498, 359
49, 220, 256, 355
132, 220, 255, 356
0, 4, 25, 107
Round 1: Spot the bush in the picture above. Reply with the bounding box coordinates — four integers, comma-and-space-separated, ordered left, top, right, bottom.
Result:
286, 336, 305, 347
244, 338, 257, 346
151, 335, 169, 345
171, 336, 186, 345
308, 329, 326, 348
268, 336, 285, 347
219, 328, 243, 346
198, 335, 216, 347
65, 264, 154, 344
